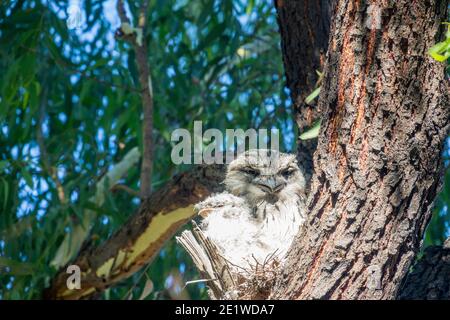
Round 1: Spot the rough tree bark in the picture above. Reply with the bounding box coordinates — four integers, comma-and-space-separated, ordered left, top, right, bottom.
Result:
272, 0, 449, 299
274, 0, 335, 181
398, 239, 450, 299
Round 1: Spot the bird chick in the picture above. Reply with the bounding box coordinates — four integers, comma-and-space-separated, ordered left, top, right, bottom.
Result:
196, 149, 307, 271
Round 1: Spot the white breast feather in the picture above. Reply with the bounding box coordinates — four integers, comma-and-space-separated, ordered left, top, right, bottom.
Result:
196, 192, 305, 271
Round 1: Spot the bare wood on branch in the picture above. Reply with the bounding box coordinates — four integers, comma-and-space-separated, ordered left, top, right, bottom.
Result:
44, 164, 225, 299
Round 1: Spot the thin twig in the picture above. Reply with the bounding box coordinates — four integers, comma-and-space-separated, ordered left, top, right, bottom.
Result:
122, 262, 152, 300
19, 44, 141, 93
182, 278, 218, 290
135, 0, 153, 200
116, 0, 153, 200
36, 79, 66, 204
138, 0, 149, 29
110, 183, 140, 197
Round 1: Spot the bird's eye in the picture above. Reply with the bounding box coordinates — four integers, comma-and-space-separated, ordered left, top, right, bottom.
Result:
280, 168, 295, 178
241, 168, 259, 176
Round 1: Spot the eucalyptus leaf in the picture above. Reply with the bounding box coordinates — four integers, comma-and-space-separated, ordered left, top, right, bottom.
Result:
299, 120, 322, 140
138, 278, 154, 300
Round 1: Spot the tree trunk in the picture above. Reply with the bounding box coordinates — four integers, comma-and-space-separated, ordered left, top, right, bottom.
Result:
274, 0, 335, 182
272, 0, 449, 299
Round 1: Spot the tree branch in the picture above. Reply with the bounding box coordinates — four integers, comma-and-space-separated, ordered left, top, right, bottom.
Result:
44, 164, 225, 299
116, 0, 130, 25
116, 0, 153, 200
135, 0, 153, 200
110, 183, 141, 197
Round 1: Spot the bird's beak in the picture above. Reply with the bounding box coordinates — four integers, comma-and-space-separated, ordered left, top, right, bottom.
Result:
255, 176, 285, 193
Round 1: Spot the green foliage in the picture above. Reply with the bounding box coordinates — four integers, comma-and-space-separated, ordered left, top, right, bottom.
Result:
305, 87, 320, 105
299, 120, 321, 141
423, 157, 450, 248
428, 23, 450, 62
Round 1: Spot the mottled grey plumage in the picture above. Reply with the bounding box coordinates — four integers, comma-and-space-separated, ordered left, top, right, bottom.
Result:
195, 149, 307, 271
